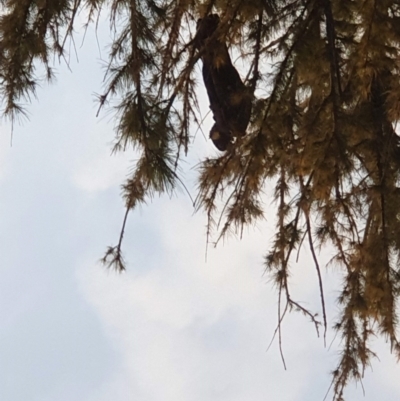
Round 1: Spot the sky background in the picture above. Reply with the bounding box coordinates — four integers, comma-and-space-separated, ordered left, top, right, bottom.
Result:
0, 10, 400, 401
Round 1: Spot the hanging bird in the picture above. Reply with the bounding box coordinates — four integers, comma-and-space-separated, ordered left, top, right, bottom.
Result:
194, 14, 252, 151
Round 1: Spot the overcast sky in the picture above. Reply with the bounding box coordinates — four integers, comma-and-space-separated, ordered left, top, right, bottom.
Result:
0, 12, 399, 401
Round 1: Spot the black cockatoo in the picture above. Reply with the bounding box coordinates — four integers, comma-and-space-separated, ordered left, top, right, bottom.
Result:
195, 14, 252, 151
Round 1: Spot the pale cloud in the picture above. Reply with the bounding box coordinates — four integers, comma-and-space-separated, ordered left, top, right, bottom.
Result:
83, 374, 139, 401
71, 147, 131, 193
0, 128, 12, 181
76, 192, 342, 401
67, 109, 133, 193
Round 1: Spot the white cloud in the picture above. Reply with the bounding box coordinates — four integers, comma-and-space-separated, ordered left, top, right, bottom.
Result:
0, 127, 13, 181
69, 118, 133, 193
71, 148, 131, 193
76, 194, 341, 401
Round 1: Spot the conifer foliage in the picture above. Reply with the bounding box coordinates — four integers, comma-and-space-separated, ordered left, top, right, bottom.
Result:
1, 0, 400, 399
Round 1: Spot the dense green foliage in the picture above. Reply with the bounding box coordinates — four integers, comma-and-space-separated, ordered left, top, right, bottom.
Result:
2, 0, 400, 399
